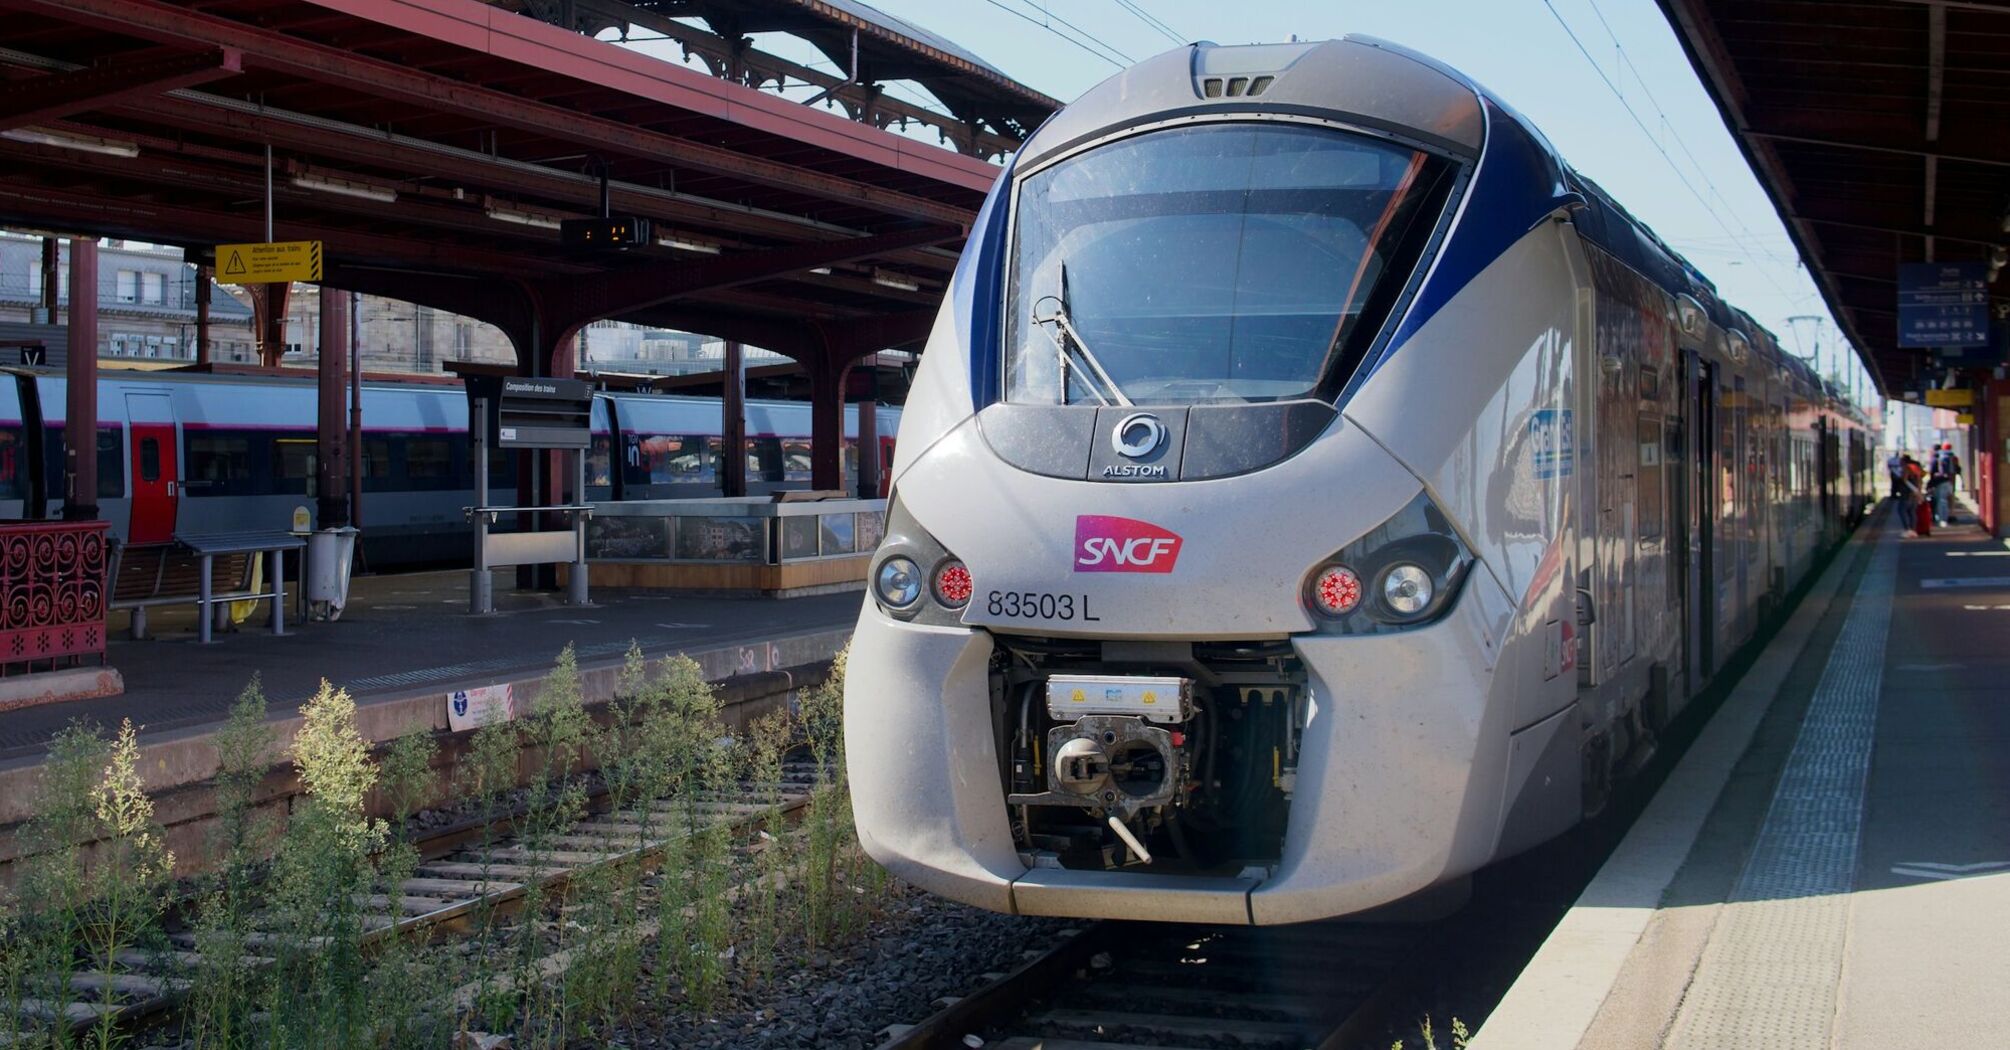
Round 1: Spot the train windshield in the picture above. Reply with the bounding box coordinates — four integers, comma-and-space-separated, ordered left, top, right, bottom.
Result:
1005, 122, 1450, 405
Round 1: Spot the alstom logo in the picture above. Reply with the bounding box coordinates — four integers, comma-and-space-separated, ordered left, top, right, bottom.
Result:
1074, 515, 1182, 573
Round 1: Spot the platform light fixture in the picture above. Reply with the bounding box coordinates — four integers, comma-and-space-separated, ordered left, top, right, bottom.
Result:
657, 234, 721, 255
871, 268, 921, 292
290, 172, 398, 203
0, 126, 140, 158
485, 205, 563, 230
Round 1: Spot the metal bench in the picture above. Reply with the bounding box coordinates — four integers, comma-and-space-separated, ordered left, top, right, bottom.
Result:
109, 531, 305, 643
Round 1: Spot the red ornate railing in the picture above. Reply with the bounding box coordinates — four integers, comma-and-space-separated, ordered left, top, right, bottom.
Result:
0, 520, 109, 668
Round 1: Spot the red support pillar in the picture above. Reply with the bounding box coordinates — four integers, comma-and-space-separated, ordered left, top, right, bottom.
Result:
721, 340, 748, 497
63, 237, 98, 521
194, 264, 212, 366
807, 355, 846, 492
253, 282, 291, 366
857, 387, 879, 499
36, 238, 57, 324
316, 288, 350, 528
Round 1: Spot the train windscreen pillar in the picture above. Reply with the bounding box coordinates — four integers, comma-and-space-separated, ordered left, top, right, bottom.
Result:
63, 237, 98, 522
316, 287, 350, 528
722, 340, 748, 497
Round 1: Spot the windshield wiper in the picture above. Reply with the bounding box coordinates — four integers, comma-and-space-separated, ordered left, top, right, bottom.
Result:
1032, 263, 1130, 407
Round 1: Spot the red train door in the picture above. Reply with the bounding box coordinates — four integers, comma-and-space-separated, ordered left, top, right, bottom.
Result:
125, 393, 177, 544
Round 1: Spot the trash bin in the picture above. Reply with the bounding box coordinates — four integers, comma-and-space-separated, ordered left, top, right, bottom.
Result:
307, 526, 360, 621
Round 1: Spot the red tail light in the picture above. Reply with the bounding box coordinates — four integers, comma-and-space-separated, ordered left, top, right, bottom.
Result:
933, 559, 973, 607
1311, 564, 1362, 617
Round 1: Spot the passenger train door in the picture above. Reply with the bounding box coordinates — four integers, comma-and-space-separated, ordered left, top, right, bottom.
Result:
125, 393, 178, 544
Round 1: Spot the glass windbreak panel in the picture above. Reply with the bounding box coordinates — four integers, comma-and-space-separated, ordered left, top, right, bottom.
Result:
781, 439, 812, 482
1006, 122, 1450, 405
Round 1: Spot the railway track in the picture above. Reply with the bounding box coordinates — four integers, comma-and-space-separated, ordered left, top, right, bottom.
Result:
881, 917, 1423, 1050
10, 757, 826, 1045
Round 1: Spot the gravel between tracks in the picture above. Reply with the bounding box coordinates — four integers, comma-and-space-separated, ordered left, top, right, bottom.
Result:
601, 889, 1067, 1050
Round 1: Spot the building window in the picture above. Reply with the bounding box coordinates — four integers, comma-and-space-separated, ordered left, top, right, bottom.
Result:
141, 272, 164, 305
116, 270, 138, 303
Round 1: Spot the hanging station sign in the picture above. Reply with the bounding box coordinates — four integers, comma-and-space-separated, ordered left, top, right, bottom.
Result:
1897, 262, 1988, 348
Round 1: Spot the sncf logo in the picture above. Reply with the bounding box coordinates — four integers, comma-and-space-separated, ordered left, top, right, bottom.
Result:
1074, 515, 1182, 573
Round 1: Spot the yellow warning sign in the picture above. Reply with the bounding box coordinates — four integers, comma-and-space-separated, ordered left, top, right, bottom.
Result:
1924, 388, 1974, 408
216, 240, 322, 283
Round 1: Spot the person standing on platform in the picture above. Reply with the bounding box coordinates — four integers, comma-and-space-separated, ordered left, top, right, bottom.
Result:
1901, 455, 1927, 535
1887, 447, 1906, 500
1932, 443, 1962, 526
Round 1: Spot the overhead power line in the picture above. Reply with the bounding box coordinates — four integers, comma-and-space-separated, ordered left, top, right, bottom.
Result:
1538, 0, 1805, 310
1109, 0, 1186, 46
978, 0, 1133, 69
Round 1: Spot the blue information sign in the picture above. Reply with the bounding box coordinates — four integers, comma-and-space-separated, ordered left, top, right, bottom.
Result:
1897, 262, 1988, 348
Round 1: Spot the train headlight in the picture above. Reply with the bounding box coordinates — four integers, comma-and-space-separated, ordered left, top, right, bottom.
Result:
1302, 490, 1474, 634
875, 556, 923, 609
1380, 563, 1434, 617
870, 496, 972, 626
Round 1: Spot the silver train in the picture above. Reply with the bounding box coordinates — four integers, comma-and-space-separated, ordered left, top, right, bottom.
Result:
0, 369, 898, 564
846, 38, 1874, 925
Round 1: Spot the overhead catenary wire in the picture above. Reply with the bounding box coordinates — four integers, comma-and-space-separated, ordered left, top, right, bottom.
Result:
978, 0, 1133, 69
1108, 0, 1187, 46
1538, 0, 1807, 310
1577, 0, 1794, 271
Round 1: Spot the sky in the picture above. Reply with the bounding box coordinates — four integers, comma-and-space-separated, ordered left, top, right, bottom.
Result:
612, 0, 1874, 400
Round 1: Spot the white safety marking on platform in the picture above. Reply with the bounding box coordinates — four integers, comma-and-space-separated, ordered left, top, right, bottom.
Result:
1667, 536, 1897, 1050
1890, 861, 2010, 882
1959, 604, 2010, 611
548, 619, 600, 625
373, 604, 417, 611
1920, 576, 2010, 589
655, 622, 712, 630
1945, 551, 2010, 557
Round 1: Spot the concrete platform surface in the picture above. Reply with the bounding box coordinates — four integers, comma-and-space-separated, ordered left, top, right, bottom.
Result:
0, 569, 860, 764
1476, 500, 2010, 1050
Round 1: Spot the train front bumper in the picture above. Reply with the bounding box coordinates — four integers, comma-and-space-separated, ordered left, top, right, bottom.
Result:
844, 560, 1539, 925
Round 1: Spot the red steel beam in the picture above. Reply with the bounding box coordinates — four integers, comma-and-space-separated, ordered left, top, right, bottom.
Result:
0, 46, 242, 132
13, 0, 983, 226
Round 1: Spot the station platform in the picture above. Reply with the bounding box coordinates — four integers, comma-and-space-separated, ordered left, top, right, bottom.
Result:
0, 569, 861, 766
1475, 499, 2010, 1049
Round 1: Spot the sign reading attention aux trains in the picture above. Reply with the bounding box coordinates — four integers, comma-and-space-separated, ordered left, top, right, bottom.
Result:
216, 240, 323, 283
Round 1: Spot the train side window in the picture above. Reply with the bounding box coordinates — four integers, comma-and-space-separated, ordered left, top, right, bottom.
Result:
405, 437, 454, 490
624, 434, 713, 485
185, 432, 254, 495
361, 439, 393, 493
0, 426, 20, 501
780, 438, 812, 482
587, 434, 613, 489
272, 438, 315, 494
97, 427, 123, 499
750, 437, 784, 483
139, 439, 160, 483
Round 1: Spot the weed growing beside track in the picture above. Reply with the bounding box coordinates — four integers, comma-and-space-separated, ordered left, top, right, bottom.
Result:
0, 641, 904, 1049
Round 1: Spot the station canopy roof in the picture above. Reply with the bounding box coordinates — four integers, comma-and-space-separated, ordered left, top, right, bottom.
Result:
1660, 0, 2010, 395
0, 0, 1043, 363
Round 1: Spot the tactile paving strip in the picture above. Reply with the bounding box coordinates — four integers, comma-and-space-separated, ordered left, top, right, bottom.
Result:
1666, 536, 1895, 1049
